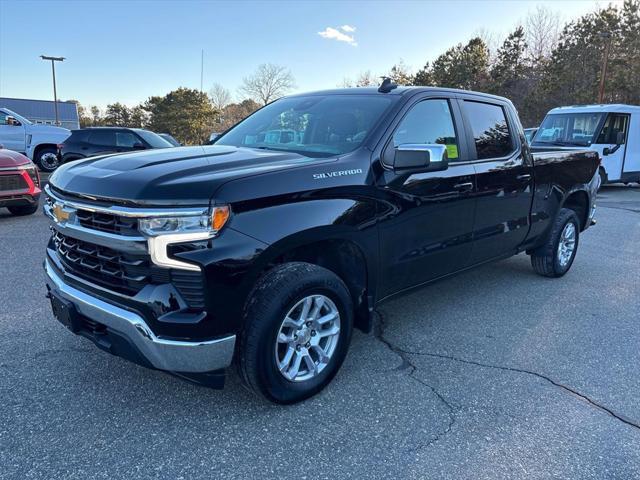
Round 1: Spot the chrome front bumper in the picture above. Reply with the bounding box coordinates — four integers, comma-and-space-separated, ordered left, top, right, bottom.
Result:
44, 259, 236, 373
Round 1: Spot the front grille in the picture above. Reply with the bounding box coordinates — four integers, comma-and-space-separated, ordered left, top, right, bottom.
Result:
53, 231, 150, 294
0, 174, 27, 192
76, 210, 139, 236
52, 231, 206, 309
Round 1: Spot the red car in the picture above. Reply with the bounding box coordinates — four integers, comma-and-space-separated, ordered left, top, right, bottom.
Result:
0, 147, 41, 216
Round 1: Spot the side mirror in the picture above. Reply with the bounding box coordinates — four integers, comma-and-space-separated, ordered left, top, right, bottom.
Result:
603, 131, 625, 156
393, 144, 449, 172
132, 142, 146, 150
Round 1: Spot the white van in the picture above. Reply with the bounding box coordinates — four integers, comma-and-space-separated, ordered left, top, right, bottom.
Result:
533, 104, 640, 185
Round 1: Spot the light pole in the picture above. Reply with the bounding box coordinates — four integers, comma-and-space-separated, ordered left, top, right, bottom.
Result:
40, 55, 65, 125
598, 32, 612, 104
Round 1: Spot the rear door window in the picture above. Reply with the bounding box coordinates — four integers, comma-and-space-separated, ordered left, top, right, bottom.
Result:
116, 131, 139, 147
89, 130, 116, 146
463, 101, 514, 160
69, 130, 90, 143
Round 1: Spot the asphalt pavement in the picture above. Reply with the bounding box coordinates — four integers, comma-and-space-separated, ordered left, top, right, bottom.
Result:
0, 185, 639, 479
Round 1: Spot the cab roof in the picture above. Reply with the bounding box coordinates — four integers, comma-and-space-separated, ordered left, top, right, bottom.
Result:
548, 104, 640, 115
286, 86, 511, 103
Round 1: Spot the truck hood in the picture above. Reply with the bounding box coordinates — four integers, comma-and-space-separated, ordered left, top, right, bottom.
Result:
49, 145, 319, 206
0, 149, 30, 167
25, 123, 70, 138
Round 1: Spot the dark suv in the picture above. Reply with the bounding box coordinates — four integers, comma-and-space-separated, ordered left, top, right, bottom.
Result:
58, 127, 171, 164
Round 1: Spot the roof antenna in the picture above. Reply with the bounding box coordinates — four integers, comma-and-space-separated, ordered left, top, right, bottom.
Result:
378, 77, 397, 93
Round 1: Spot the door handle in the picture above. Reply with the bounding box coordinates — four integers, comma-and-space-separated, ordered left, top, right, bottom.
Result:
453, 182, 474, 191
517, 174, 532, 181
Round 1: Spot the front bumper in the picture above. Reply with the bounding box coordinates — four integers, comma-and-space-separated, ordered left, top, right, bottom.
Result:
44, 258, 236, 375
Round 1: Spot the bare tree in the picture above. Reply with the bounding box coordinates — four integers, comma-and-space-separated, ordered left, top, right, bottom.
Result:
339, 70, 378, 88
474, 27, 501, 64
356, 70, 377, 87
209, 83, 232, 111
387, 60, 413, 85
338, 77, 354, 88
239, 64, 295, 105
525, 5, 561, 60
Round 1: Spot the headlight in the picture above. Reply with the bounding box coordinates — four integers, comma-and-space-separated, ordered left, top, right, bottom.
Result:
18, 163, 40, 187
138, 206, 230, 237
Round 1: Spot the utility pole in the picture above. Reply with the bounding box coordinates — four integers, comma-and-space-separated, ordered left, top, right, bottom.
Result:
40, 55, 65, 125
200, 49, 204, 93
598, 32, 612, 104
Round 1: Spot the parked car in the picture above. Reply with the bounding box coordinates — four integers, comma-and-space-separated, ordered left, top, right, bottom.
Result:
158, 133, 181, 147
43, 85, 600, 404
0, 147, 41, 216
0, 108, 70, 172
58, 127, 172, 164
524, 127, 538, 144
532, 104, 640, 186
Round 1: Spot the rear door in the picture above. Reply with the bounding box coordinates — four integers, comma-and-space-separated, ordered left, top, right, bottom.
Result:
376, 95, 477, 297
458, 98, 534, 264
87, 130, 118, 157
115, 130, 143, 152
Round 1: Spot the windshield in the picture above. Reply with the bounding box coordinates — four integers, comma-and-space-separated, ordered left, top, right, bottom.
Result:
2, 109, 32, 125
533, 113, 605, 146
215, 95, 394, 157
134, 129, 172, 148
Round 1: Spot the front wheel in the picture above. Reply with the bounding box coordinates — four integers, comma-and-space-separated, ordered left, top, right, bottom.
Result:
530, 208, 580, 278
237, 262, 353, 404
36, 147, 60, 172
598, 167, 608, 189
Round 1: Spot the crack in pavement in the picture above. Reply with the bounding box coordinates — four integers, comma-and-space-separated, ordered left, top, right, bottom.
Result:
374, 311, 640, 432
599, 204, 640, 214
374, 310, 458, 450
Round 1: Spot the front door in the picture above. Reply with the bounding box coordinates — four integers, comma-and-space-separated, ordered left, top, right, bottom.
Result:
458, 99, 534, 264
376, 97, 477, 298
0, 111, 26, 152
593, 113, 630, 182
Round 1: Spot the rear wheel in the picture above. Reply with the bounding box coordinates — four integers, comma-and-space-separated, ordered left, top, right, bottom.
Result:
237, 262, 353, 404
8, 203, 38, 216
36, 147, 60, 172
530, 208, 580, 278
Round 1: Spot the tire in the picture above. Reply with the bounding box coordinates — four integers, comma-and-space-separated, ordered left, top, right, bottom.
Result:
237, 262, 353, 404
598, 167, 608, 189
530, 208, 580, 278
35, 147, 60, 172
8, 203, 38, 216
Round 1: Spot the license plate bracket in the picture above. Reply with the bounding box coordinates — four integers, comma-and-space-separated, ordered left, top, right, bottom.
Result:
49, 290, 81, 333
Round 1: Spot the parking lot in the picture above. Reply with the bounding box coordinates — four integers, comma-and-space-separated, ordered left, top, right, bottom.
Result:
0, 185, 639, 479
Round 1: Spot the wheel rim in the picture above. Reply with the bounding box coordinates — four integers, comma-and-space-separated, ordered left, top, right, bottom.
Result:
557, 222, 576, 267
275, 294, 341, 382
40, 152, 59, 170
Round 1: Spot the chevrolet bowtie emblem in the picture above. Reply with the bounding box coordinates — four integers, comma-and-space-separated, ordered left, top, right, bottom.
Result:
52, 203, 70, 223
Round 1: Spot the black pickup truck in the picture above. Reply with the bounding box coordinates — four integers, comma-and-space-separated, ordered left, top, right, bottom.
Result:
44, 85, 600, 403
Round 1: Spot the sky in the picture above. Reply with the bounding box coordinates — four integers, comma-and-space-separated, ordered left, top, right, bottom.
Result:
0, 0, 624, 109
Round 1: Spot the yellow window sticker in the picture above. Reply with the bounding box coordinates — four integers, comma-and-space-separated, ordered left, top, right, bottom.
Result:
446, 144, 458, 159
